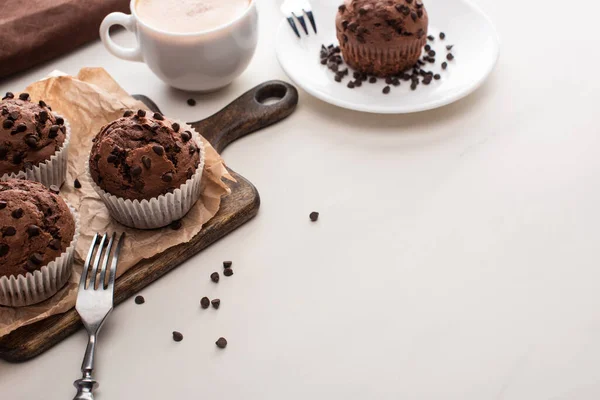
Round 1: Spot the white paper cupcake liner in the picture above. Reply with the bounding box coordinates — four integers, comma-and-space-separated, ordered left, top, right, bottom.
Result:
1, 113, 71, 189
88, 120, 206, 230
0, 205, 80, 307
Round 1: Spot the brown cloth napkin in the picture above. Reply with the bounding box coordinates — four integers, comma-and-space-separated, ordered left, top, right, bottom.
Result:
0, 0, 129, 79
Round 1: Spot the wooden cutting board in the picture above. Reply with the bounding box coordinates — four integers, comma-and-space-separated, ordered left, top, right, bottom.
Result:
0, 81, 299, 362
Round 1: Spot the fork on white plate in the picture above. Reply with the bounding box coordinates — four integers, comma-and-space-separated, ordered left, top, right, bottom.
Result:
281, 0, 317, 38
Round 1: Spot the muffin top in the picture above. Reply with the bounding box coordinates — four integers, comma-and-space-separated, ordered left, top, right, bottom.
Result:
89, 110, 201, 201
336, 0, 428, 45
0, 92, 67, 176
0, 179, 75, 278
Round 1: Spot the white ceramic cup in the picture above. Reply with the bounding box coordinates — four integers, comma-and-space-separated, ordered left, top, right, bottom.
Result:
100, 0, 259, 91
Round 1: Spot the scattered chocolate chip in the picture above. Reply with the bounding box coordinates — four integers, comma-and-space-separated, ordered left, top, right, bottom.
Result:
123, 110, 134, 117
29, 253, 43, 266
354, 80, 362, 87
223, 268, 233, 277
201, 297, 210, 309
172, 331, 184, 342
3, 227, 16, 237
11, 208, 23, 219
440, 32, 446, 39
427, 35, 435, 41
334, 75, 342, 83
142, 156, 151, 169
309, 211, 319, 222
434, 74, 441, 80
152, 145, 164, 156
411, 82, 418, 90
425, 44, 431, 52
347, 81, 355, 89
211, 299, 221, 309
0, 243, 8, 257
320, 58, 328, 65
447, 53, 454, 61
211, 272, 220, 283
107, 154, 118, 163
27, 225, 40, 237
446, 45, 454, 51
135, 295, 145, 304
170, 220, 182, 230
49, 185, 60, 194
24, 135, 38, 148
428, 50, 436, 57
162, 172, 173, 182
18, 93, 30, 101
48, 239, 61, 250
442, 62, 448, 69
216, 337, 228, 349
223, 261, 233, 268
392, 78, 400, 86
74, 179, 82, 189
187, 98, 196, 106
131, 165, 142, 177
2, 120, 13, 129
137, 110, 146, 118
0, 201, 6, 209
383, 86, 391, 94
369, 77, 377, 83
171, 123, 180, 132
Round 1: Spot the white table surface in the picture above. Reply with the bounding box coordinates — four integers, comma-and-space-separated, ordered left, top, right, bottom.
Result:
2, 1, 600, 399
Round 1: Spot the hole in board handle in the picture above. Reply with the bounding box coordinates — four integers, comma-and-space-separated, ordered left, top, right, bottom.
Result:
255, 84, 287, 106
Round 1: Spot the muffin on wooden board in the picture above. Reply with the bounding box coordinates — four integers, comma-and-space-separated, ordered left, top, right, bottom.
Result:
0, 92, 70, 188
0, 179, 79, 307
336, 0, 429, 77
88, 110, 205, 229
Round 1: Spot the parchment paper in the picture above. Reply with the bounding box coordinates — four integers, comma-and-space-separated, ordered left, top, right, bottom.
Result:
0, 68, 233, 338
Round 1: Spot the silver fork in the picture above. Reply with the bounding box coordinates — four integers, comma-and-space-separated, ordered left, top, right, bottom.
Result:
73, 232, 125, 400
281, 0, 317, 38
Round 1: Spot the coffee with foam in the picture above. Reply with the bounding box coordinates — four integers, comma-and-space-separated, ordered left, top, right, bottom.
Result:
135, 0, 251, 33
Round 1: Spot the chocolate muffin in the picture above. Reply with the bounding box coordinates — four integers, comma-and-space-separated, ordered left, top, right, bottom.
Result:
89, 111, 201, 201
0, 92, 67, 176
336, 0, 429, 76
0, 179, 75, 279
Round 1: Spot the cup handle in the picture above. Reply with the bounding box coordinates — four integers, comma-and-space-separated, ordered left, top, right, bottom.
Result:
99, 13, 143, 62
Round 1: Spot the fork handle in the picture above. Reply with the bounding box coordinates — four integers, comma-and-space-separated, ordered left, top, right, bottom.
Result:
73, 334, 99, 400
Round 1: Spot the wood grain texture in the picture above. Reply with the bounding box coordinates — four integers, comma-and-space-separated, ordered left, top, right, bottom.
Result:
0, 80, 298, 362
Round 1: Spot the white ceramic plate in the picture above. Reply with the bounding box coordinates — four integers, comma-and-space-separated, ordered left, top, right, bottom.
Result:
275, 0, 500, 114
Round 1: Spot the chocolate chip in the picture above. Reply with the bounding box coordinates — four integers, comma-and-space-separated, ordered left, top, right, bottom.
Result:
49, 124, 59, 133
0, 243, 8, 257
48, 239, 61, 250
368, 77, 377, 84
347, 81, 356, 89
411, 12, 417, 22
334, 75, 342, 83
0, 201, 6, 209
434, 74, 441, 80
211, 299, 221, 309
187, 99, 196, 106
427, 35, 435, 41
417, 9, 423, 17
223, 268, 233, 277
172, 331, 183, 342
142, 156, 151, 169
16, 123, 27, 133
186, 169, 194, 179
320, 58, 328, 65
2, 120, 13, 129
392, 78, 400, 86
354, 80, 362, 87
216, 337, 227, 349
211, 272, 220, 283
171, 123, 180, 132
189, 146, 197, 155
55, 117, 64, 125
428, 50, 436, 57
309, 211, 319, 222
416, 0, 423, 8
152, 145, 164, 156
74, 178, 82, 189
107, 154, 118, 163
348, 22, 357, 32
383, 86, 391, 94
170, 220, 182, 230
25, 135, 38, 148
123, 110, 134, 117
18, 93, 29, 101
338, 4, 346, 12
49, 185, 60, 194
38, 111, 48, 123
153, 113, 164, 120
447, 53, 454, 61
425, 45, 431, 52
11, 208, 23, 219
27, 225, 40, 237
200, 296, 210, 309
446, 45, 454, 51
38, 100, 46, 107
137, 110, 146, 118
440, 32, 446, 39
3, 227, 16, 237
162, 172, 173, 182
359, 7, 368, 15
29, 253, 43, 266
135, 295, 145, 304
341, 20, 349, 30
3, 92, 14, 100
130, 165, 142, 177
8, 111, 19, 120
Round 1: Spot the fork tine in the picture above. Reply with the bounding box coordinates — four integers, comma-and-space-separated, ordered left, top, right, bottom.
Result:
88, 233, 107, 290
79, 234, 100, 291
286, 16, 300, 38
293, 12, 309, 35
305, 10, 317, 34
98, 233, 116, 290
107, 233, 125, 291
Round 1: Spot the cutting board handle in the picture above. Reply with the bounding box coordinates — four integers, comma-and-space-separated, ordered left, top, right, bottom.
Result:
190, 80, 298, 153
